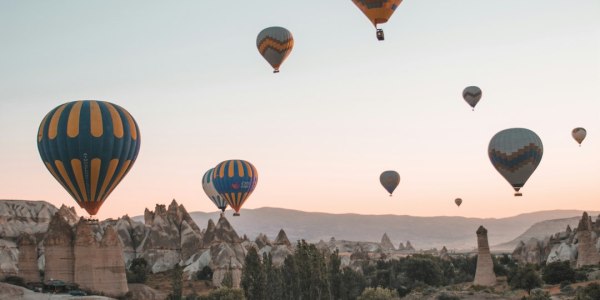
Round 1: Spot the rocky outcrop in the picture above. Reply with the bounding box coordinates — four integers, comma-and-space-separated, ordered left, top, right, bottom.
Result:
380, 233, 395, 251
439, 246, 450, 261
96, 226, 128, 296
0, 200, 58, 239
44, 212, 74, 282
274, 229, 291, 247
576, 212, 600, 268
138, 200, 203, 273
546, 242, 577, 264
474, 226, 496, 286
398, 242, 405, 250
17, 233, 39, 282
405, 241, 415, 251
128, 283, 168, 300
254, 233, 270, 249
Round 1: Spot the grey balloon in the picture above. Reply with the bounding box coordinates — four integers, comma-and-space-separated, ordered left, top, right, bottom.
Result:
462, 86, 482, 110
380, 171, 400, 196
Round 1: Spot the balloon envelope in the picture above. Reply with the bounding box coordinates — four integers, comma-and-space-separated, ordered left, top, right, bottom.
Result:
455, 198, 462, 207
380, 171, 400, 196
212, 160, 258, 216
488, 128, 543, 196
462, 86, 482, 110
256, 27, 294, 73
202, 168, 228, 212
352, 0, 403, 27
572, 127, 587, 145
37, 100, 141, 215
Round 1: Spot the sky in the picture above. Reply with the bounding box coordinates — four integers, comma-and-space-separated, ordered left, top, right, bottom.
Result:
1, 0, 599, 220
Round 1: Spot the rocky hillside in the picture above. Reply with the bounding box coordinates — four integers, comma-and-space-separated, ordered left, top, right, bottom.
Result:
176, 207, 597, 250
493, 216, 581, 251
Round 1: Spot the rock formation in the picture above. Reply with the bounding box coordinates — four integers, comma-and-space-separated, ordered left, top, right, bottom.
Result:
576, 212, 600, 268
17, 233, 39, 282
274, 229, 291, 247
44, 212, 74, 282
380, 233, 395, 251
138, 200, 203, 273
405, 240, 415, 251
474, 226, 496, 286
439, 246, 450, 261
398, 242, 405, 250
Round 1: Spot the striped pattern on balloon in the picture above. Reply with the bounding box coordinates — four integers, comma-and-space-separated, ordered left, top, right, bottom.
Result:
212, 160, 258, 216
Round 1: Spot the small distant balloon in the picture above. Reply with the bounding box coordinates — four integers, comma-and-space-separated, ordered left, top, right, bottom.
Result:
455, 198, 462, 207
488, 128, 543, 197
462, 86, 482, 111
380, 171, 400, 196
572, 127, 587, 146
256, 27, 294, 73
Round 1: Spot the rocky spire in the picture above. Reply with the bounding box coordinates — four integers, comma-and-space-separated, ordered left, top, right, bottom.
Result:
380, 233, 395, 250
212, 215, 241, 244
44, 212, 75, 282
566, 225, 572, 233
17, 233, 39, 282
576, 212, 600, 268
203, 219, 216, 245
274, 229, 291, 247
405, 240, 415, 251
398, 242, 405, 250
474, 226, 496, 286
439, 246, 450, 261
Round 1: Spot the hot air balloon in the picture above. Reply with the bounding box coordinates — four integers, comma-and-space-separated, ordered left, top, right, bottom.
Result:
572, 127, 587, 147
212, 160, 258, 216
202, 168, 228, 213
37, 100, 141, 216
488, 128, 543, 197
463, 86, 482, 111
351, 0, 403, 40
256, 27, 294, 73
455, 198, 462, 207
380, 171, 400, 196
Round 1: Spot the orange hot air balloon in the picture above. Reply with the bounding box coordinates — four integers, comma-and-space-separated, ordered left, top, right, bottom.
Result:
352, 0, 403, 40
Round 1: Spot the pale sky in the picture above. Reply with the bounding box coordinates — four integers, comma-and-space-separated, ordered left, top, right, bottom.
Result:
1, 0, 599, 220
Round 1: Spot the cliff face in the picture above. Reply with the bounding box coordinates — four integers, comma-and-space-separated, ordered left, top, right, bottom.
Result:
512, 212, 600, 268
44, 212, 75, 282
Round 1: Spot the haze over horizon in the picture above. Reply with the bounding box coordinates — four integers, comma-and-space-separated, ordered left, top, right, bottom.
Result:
1, 1, 599, 220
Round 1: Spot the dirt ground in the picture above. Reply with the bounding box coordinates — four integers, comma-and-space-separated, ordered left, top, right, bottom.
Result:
145, 270, 216, 297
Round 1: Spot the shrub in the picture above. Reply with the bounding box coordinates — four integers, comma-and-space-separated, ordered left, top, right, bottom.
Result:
575, 282, 600, 300
126, 257, 149, 284
357, 287, 400, 300
542, 261, 575, 284
527, 288, 551, 300
3, 276, 25, 287
196, 266, 213, 281
437, 292, 461, 300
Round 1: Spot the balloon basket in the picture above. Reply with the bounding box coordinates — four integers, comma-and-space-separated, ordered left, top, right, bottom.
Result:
514, 192, 523, 197
85, 217, 99, 224
273, 69, 279, 73
233, 212, 240, 216
376, 29, 384, 41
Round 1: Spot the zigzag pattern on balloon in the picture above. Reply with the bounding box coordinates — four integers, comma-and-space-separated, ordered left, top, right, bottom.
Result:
488, 143, 543, 173
258, 37, 294, 54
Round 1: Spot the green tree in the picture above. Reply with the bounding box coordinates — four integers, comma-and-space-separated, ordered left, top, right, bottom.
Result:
169, 263, 184, 300
542, 261, 575, 284
241, 247, 266, 300
402, 255, 443, 286
196, 266, 213, 281
221, 267, 234, 288
263, 253, 284, 300
282, 254, 299, 299
127, 257, 149, 284
328, 249, 342, 300
340, 267, 367, 300
357, 287, 400, 300
509, 264, 542, 294
575, 282, 600, 300
527, 288, 551, 300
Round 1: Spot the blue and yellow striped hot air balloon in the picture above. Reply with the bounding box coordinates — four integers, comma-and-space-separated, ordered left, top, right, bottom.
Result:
202, 168, 228, 213
488, 128, 543, 197
212, 160, 258, 216
256, 27, 294, 73
37, 100, 141, 216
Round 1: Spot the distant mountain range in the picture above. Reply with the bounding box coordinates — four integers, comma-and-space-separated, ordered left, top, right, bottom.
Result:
149, 207, 598, 251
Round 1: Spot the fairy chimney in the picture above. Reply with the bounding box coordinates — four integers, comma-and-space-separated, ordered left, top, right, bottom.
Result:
474, 226, 496, 286
576, 212, 600, 268
17, 233, 39, 282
